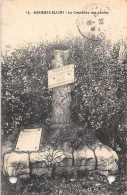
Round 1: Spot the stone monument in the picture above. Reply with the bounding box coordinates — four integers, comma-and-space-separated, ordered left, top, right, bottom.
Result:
49, 50, 73, 124
2, 49, 118, 179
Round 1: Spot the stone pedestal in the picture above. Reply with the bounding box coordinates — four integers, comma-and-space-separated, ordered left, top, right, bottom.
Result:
3, 135, 118, 178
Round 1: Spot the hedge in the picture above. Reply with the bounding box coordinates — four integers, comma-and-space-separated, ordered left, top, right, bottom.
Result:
1, 36, 126, 148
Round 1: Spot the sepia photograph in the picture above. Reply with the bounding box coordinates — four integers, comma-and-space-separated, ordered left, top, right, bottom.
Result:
1, 0, 127, 194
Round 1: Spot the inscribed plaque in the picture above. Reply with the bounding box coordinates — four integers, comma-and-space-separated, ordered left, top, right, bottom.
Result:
48, 64, 74, 88
15, 128, 42, 152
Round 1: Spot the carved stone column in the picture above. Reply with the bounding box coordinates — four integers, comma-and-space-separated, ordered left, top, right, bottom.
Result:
51, 50, 71, 124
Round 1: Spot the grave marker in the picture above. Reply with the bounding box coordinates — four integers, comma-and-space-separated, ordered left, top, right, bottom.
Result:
50, 50, 74, 124
15, 128, 42, 152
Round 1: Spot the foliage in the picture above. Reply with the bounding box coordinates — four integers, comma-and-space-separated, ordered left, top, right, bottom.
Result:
1, 37, 126, 148
40, 146, 65, 168
1, 43, 53, 137
69, 37, 126, 147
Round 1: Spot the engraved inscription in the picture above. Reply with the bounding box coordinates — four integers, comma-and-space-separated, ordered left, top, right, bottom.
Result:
48, 64, 74, 89
15, 128, 42, 152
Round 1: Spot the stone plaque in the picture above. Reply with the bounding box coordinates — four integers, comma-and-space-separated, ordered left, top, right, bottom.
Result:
15, 128, 42, 152
48, 64, 74, 88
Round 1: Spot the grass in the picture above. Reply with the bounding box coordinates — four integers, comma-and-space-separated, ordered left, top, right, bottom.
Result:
1, 167, 126, 195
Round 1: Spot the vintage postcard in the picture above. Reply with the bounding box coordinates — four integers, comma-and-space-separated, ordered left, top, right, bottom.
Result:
1, 0, 127, 194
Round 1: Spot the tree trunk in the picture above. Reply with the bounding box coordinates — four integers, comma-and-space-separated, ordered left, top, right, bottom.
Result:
51, 50, 71, 124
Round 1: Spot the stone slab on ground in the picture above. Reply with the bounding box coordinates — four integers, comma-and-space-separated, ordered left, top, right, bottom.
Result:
95, 145, 118, 173
30, 152, 52, 176
30, 147, 66, 176
73, 140, 118, 173
56, 142, 73, 173
4, 152, 30, 177
74, 145, 96, 171
55, 158, 73, 174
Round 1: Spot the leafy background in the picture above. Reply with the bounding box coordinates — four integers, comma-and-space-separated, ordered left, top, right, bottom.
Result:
2, 37, 126, 147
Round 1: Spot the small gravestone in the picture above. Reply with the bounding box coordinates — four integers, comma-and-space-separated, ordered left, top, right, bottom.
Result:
15, 128, 42, 152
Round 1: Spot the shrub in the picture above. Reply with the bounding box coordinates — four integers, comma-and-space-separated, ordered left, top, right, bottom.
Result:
1, 37, 126, 148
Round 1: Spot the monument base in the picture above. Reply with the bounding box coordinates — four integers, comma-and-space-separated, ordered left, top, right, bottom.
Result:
2, 123, 118, 179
